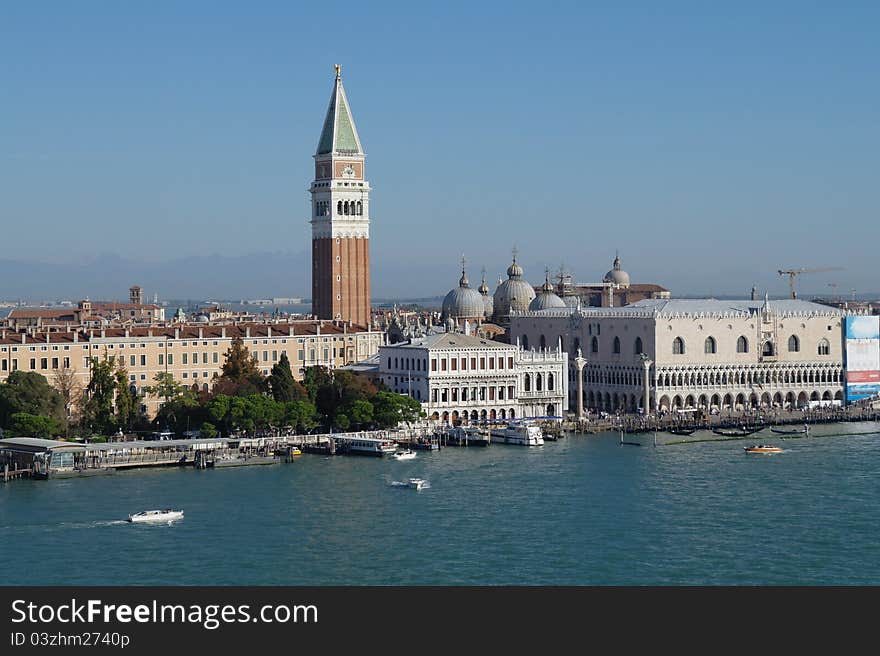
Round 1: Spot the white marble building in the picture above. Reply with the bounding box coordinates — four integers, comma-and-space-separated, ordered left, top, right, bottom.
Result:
379, 331, 568, 424
509, 298, 855, 413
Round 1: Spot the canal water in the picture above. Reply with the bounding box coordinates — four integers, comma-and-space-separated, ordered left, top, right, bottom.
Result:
2, 422, 879, 585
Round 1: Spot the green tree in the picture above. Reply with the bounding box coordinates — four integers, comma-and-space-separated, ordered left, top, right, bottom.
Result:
114, 362, 137, 431
0, 370, 66, 429
269, 353, 306, 402
199, 422, 218, 439
315, 370, 377, 421
218, 336, 265, 395
333, 413, 350, 431
11, 412, 62, 438
282, 400, 318, 434
372, 391, 425, 429
302, 365, 333, 404
346, 399, 374, 429
143, 372, 199, 435
79, 356, 118, 435
206, 395, 233, 435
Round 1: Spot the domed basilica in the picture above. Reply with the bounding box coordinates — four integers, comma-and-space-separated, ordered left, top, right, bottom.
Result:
438, 249, 669, 332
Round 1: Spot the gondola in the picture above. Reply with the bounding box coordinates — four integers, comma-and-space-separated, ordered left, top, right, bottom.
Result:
666, 427, 695, 436
770, 426, 809, 435
713, 426, 764, 437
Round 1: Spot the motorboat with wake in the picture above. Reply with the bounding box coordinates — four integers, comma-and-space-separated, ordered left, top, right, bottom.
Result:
390, 478, 429, 491
743, 444, 783, 454
392, 449, 416, 460
128, 509, 184, 524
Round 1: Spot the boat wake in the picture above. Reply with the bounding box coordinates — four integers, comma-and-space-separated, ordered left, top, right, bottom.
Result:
61, 519, 129, 530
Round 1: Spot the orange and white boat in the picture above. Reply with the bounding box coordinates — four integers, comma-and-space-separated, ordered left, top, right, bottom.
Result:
744, 444, 783, 454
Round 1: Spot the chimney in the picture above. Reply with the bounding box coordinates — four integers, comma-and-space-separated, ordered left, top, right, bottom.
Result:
147, 328, 152, 337
221, 327, 226, 338
21, 334, 26, 344
198, 327, 204, 339
317, 322, 321, 336
267, 326, 272, 338
246, 326, 251, 338
125, 328, 129, 338
46, 332, 50, 344
288, 325, 293, 337
174, 327, 180, 340
73, 331, 78, 343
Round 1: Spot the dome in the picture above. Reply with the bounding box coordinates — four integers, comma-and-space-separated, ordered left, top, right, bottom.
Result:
493, 255, 536, 322
478, 273, 493, 318
603, 254, 631, 287
529, 275, 566, 311
441, 267, 486, 320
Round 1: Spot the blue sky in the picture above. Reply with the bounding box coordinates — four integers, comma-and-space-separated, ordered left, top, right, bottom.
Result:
2, 2, 878, 299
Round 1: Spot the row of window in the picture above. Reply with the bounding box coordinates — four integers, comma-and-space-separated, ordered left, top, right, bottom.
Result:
1, 357, 70, 372
428, 355, 515, 372
673, 335, 831, 356
432, 385, 516, 403
523, 372, 555, 392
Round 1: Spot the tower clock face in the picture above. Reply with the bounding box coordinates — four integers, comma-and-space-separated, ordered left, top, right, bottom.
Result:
342, 164, 355, 178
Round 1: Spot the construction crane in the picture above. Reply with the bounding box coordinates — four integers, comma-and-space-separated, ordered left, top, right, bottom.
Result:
777, 267, 843, 299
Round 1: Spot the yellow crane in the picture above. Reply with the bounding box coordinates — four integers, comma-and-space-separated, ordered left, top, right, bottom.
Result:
777, 267, 843, 299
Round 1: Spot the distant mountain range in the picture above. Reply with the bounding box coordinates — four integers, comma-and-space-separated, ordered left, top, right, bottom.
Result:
0, 251, 311, 302
1, 252, 874, 306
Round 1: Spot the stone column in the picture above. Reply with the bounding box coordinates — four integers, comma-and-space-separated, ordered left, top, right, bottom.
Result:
574, 349, 587, 420
641, 355, 653, 415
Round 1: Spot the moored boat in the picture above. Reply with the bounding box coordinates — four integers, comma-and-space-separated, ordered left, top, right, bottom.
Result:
771, 425, 809, 435
666, 427, 695, 436
489, 420, 544, 446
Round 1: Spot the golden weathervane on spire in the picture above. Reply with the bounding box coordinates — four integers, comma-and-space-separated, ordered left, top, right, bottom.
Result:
334, 64, 341, 78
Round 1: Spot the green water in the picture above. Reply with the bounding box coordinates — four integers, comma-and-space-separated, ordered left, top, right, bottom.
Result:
2, 423, 879, 585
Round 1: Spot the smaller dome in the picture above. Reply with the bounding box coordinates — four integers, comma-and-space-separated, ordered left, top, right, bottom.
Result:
603, 254, 631, 287
442, 265, 485, 320
478, 272, 493, 318
529, 273, 566, 311
507, 260, 524, 278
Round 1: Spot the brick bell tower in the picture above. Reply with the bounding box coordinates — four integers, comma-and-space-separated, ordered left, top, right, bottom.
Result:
310, 64, 371, 328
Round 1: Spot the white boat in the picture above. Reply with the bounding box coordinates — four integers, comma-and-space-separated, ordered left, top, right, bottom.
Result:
127, 509, 184, 523
390, 478, 429, 490
393, 450, 416, 460
343, 437, 399, 456
489, 420, 544, 446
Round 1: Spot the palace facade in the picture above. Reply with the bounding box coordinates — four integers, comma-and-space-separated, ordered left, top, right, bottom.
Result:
509, 298, 851, 414
379, 331, 568, 424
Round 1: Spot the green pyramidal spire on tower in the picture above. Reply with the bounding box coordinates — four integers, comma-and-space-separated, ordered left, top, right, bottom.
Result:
316, 64, 364, 156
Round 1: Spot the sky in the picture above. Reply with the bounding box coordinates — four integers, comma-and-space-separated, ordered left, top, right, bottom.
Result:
2, 1, 878, 300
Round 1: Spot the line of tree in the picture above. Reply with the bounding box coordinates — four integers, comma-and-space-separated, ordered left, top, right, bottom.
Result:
0, 337, 424, 440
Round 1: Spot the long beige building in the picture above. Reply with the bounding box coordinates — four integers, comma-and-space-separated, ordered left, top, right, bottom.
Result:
510, 298, 854, 414
0, 320, 384, 416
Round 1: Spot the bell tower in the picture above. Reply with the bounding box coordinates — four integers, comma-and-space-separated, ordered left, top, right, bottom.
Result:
310, 64, 371, 328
